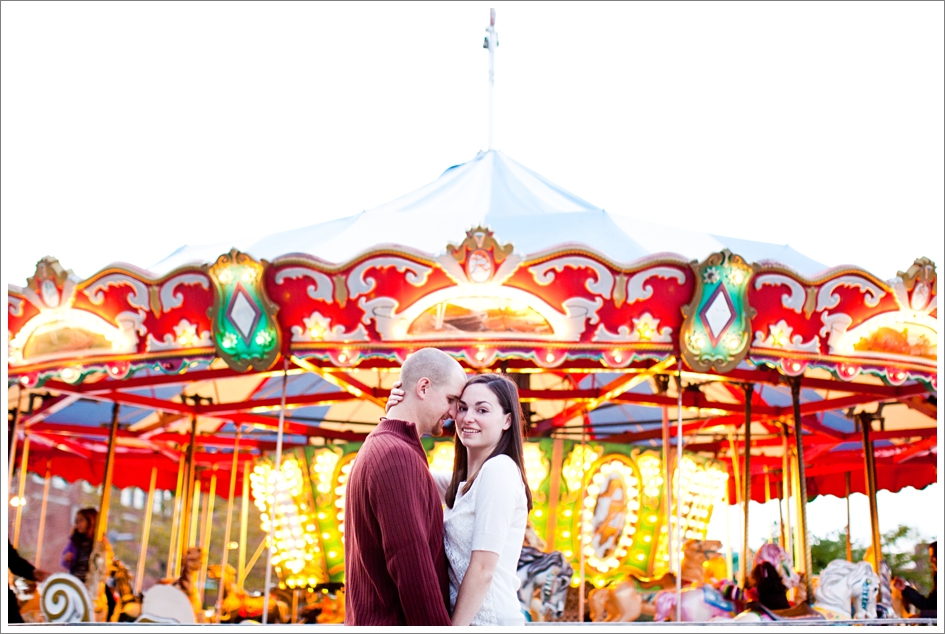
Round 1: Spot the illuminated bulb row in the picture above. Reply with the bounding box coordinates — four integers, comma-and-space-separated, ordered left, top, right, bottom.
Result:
311, 449, 341, 495
522, 444, 549, 493
562, 446, 601, 493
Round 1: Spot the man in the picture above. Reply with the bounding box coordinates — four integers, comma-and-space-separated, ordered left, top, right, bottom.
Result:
344, 348, 467, 626
894, 541, 937, 618
8, 541, 50, 624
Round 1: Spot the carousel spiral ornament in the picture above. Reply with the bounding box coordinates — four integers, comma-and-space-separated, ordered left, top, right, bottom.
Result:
40, 573, 93, 623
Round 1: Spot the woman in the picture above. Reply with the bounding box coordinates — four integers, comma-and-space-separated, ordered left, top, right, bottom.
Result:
388, 373, 532, 626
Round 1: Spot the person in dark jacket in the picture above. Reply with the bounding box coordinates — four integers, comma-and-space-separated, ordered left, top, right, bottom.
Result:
7, 541, 50, 623
893, 541, 937, 618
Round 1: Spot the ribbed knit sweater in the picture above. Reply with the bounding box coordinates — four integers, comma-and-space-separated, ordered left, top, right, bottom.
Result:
343, 418, 451, 626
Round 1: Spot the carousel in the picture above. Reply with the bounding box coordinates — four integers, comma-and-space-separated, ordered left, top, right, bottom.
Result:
6, 149, 938, 624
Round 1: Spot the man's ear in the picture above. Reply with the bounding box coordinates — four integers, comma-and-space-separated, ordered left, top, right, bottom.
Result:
416, 377, 431, 399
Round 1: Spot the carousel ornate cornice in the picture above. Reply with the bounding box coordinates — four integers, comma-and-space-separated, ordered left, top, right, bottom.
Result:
7, 229, 938, 391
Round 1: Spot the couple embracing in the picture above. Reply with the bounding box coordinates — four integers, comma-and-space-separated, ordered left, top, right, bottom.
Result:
344, 348, 532, 626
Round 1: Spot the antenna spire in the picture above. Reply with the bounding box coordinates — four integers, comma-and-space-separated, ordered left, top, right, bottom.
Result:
483, 8, 498, 151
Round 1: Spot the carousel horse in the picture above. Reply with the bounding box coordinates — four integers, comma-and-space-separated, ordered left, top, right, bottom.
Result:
864, 547, 900, 618
306, 587, 345, 624
812, 560, 880, 620
12, 575, 44, 623
588, 580, 646, 622
108, 558, 144, 622
206, 563, 289, 623
633, 539, 726, 621
655, 542, 808, 622
158, 547, 204, 622
516, 547, 574, 622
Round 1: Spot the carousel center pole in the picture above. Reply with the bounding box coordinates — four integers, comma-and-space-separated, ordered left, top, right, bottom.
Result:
789, 378, 813, 602
780, 422, 793, 570
137, 467, 158, 596
485, 7, 497, 150
741, 383, 754, 585
262, 359, 289, 625
217, 424, 242, 622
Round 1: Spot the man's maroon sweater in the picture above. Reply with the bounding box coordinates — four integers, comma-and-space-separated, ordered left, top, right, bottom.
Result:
343, 418, 451, 626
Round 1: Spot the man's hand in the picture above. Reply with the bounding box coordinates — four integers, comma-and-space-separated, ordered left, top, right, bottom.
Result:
892, 577, 907, 591
386, 381, 405, 413
33, 569, 50, 583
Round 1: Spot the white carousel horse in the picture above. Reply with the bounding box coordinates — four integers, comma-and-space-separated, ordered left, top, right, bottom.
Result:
39, 573, 94, 623
137, 584, 196, 624
516, 547, 574, 622
812, 560, 880, 620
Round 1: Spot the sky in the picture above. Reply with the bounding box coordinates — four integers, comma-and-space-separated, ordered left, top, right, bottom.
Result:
2, 2, 942, 556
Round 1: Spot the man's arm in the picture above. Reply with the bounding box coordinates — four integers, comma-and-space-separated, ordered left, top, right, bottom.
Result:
901, 585, 934, 611
8, 541, 36, 580
371, 452, 451, 626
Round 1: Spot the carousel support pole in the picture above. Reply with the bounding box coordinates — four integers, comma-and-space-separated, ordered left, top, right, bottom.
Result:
741, 383, 754, 585
781, 423, 793, 568
262, 359, 289, 625
180, 415, 198, 555
845, 471, 853, 562
578, 413, 587, 622
12, 433, 30, 549
35, 460, 52, 567
545, 435, 564, 551
8, 386, 23, 487
791, 447, 803, 584
674, 370, 683, 623
789, 378, 813, 603
198, 465, 217, 605
167, 457, 185, 578
137, 467, 158, 596
764, 466, 773, 543
726, 429, 742, 583
238, 466, 250, 593
217, 424, 242, 622
97, 403, 122, 542
656, 374, 673, 577
189, 476, 202, 548
725, 481, 734, 582
859, 411, 883, 572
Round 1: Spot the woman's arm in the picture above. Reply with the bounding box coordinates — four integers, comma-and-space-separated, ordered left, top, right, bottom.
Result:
450, 549, 500, 626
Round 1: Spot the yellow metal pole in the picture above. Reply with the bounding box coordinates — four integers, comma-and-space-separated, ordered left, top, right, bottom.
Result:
189, 478, 202, 548
8, 387, 23, 487
198, 467, 218, 605
35, 460, 52, 566
845, 471, 853, 562
217, 426, 242, 622
238, 466, 250, 593
544, 436, 564, 551
12, 434, 31, 549
167, 457, 185, 578
741, 384, 753, 585
96, 403, 122, 543
136, 467, 158, 595
790, 378, 812, 602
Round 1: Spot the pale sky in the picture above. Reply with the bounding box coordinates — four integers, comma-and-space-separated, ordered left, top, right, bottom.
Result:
2, 2, 942, 551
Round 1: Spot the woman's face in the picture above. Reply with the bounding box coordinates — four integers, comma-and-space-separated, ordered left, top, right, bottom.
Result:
74, 514, 89, 535
456, 383, 511, 456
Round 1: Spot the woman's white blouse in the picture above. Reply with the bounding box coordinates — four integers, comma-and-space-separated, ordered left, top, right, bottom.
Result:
432, 455, 527, 626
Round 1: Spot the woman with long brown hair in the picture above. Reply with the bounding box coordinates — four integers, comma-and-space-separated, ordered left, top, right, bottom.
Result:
388, 372, 531, 625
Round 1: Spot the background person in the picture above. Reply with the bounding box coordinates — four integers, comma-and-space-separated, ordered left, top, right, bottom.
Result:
893, 541, 937, 618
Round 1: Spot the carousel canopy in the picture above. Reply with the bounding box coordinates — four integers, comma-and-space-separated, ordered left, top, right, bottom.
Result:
7, 150, 938, 502
151, 150, 827, 277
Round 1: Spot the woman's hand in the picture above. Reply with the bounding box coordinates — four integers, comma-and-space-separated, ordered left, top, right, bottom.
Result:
385, 380, 405, 413
450, 550, 500, 626
62, 552, 73, 564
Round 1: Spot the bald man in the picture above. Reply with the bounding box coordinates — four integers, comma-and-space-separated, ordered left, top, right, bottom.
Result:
344, 348, 467, 626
